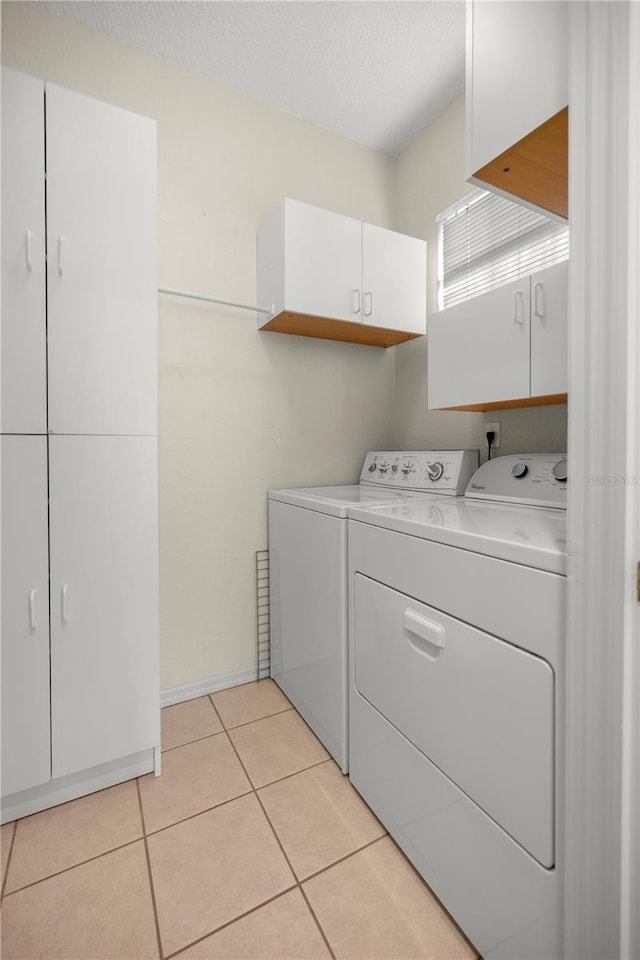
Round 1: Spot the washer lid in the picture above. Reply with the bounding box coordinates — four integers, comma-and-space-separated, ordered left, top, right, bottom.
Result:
268, 485, 443, 519
348, 497, 567, 574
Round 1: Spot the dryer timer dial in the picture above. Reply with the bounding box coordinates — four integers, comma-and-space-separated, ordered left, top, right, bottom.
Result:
552, 459, 568, 481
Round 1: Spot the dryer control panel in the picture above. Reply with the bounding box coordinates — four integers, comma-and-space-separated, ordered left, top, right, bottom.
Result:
465, 454, 568, 509
359, 450, 478, 496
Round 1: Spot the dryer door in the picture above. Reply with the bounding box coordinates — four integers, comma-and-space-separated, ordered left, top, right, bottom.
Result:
353, 574, 555, 867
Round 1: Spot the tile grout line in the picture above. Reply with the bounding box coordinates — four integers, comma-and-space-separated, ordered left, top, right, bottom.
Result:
230, 756, 334, 793
160, 702, 295, 755
298, 834, 388, 886
136, 778, 165, 960
205, 694, 293, 732
216, 709, 337, 960
162, 883, 300, 960
78, 759, 332, 849
1, 835, 142, 899
145, 788, 255, 838
161, 730, 226, 755
1, 820, 18, 900
218, 705, 294, 732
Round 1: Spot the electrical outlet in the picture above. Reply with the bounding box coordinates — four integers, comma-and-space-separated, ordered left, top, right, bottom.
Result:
486, 420, 501, 448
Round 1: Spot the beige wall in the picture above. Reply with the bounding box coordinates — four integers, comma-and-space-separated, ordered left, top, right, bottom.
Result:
2, 2, 396, 689
2, 3, 567, 692
391, 95, 568, 457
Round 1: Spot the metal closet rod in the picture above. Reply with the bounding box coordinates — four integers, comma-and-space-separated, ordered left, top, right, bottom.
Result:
158, 286, 273, 316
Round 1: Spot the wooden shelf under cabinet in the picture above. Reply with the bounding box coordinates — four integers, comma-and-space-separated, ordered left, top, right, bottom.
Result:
260, 311, 423, 349
472, 108, 568, 220
442, 393, 567, 413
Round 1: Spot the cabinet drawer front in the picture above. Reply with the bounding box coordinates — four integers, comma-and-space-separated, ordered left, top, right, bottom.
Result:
1, 436, 51, 796
353, 574, 554, 866
428, 278, 531, 408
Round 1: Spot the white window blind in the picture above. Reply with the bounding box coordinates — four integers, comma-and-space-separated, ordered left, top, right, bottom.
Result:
437, 190, 569, 310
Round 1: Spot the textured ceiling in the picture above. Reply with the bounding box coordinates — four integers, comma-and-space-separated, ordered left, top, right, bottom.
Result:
38, 0, 465, 155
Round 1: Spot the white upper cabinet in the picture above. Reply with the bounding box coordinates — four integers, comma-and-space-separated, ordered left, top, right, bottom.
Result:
257, 198, 426, 348
529, 262, 568, 398
466, 1, 568, 219
428, 277, 531, 409
428, 262, 568, 410
46, 84, 157, 436
1, 436, 51, 795
280, 200, 362, 323
361, 223, 426, 335
1, 68, 47, 434
49, 435, 160, 780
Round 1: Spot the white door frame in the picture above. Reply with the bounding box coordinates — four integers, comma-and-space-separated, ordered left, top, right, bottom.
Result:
566, 3, 640, 959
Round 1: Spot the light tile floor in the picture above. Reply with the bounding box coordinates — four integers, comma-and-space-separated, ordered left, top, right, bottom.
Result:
0, 680, 479, 960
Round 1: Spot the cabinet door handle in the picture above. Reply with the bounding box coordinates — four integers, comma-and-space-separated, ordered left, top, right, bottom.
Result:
28, 589, 38, 631
61, 584, 69, 625
25, 231, 33, 272
57, 237, 65, 277
364, 291, 373, 317
513, 289, 525, 325
404, 609, 445, 655
352, 289, 361, 314
534, 282, 545, 320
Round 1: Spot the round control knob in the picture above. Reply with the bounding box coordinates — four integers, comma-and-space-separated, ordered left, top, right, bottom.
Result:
367, 463, 377, 473
512, 462, 528, 478
378, 464, 389, 476
552, 459, 568, 482
401, 462, 412, 477
427, 462, 444, 482
391, 463, 398, 475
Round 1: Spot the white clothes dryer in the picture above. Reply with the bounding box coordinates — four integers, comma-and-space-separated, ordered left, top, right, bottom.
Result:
268, 450, 478, 772
347, 453, 567, 960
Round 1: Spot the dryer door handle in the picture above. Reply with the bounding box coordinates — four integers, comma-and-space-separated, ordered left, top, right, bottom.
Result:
404, 609, 445, 655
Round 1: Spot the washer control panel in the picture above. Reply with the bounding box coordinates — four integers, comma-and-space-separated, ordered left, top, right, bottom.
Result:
359, 450, 479, 496
466, 454, 568, 509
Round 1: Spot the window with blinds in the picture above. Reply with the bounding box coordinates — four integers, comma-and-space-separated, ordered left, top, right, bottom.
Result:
437, 189, 570, 310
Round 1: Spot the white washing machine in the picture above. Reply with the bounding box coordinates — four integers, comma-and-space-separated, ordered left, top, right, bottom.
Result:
268, 449, 478, 773
347, 454, 567, 960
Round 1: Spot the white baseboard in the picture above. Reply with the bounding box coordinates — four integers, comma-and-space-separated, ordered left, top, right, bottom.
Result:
160, 667, 259, 708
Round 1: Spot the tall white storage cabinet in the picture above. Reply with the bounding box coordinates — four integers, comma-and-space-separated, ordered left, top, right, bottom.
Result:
1, 68, 160, 823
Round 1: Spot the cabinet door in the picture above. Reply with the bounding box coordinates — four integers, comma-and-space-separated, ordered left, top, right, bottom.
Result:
1, 68, 47, 434
46, 84, 157, 436
49, 436, 159, 779
1, 436, 51, 796
284, 200, 362, 324
428, 278, 531, 408
362, 223, 426, 334
530, 261, 568, 397
467, 1, 568, 175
